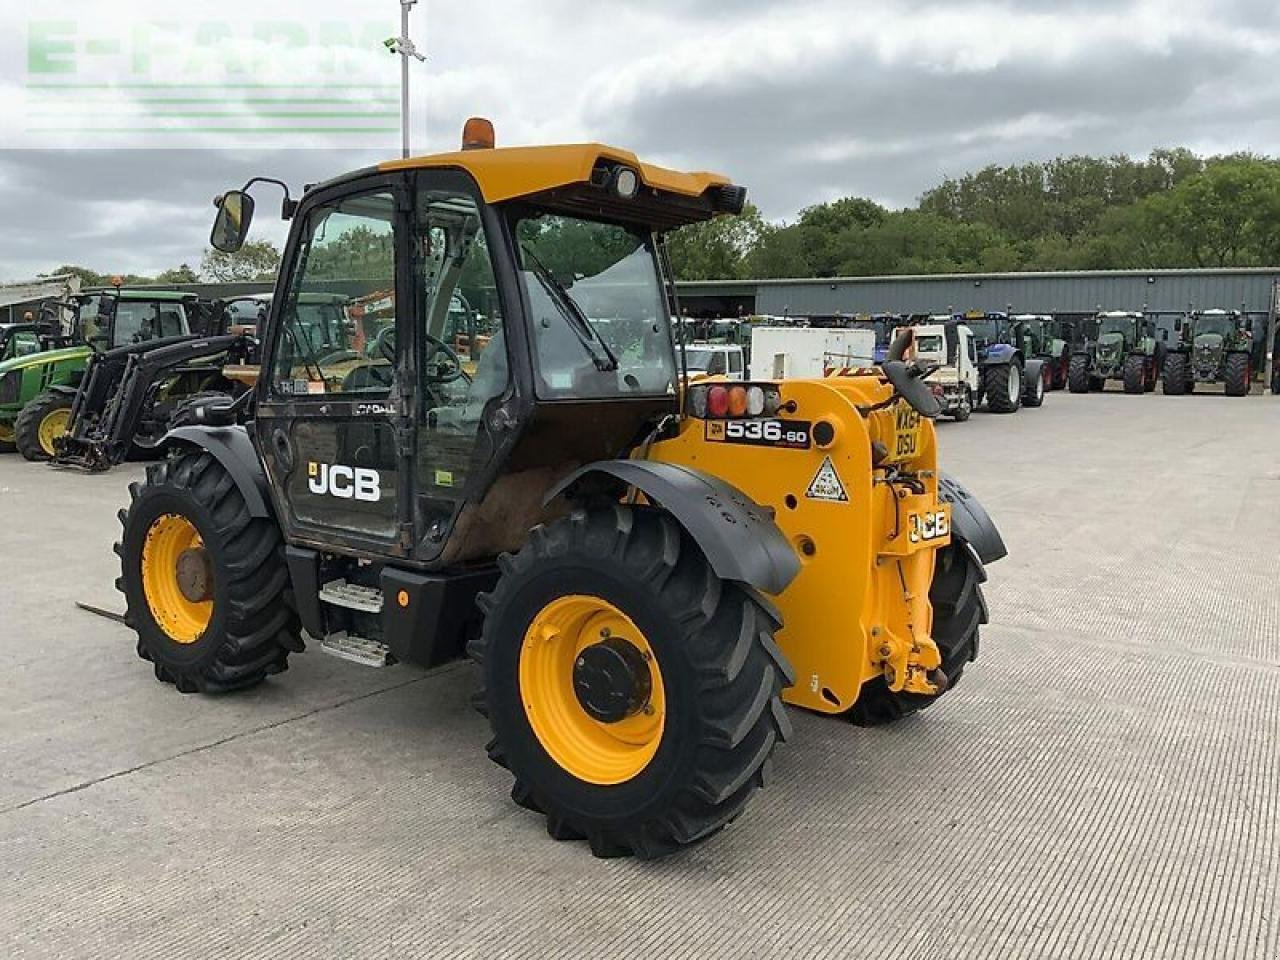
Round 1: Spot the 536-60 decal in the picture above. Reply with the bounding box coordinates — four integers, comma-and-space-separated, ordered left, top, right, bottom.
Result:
705, 419, 811, 449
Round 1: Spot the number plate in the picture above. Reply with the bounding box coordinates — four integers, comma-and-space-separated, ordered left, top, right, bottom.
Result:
891, 405, 922, 460
704, 418, 811, 450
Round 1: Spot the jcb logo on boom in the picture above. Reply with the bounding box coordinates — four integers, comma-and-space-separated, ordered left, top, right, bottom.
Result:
307, 462, 381, 502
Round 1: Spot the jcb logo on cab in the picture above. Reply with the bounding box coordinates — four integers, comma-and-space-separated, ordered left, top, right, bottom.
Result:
308, 462, 381, 502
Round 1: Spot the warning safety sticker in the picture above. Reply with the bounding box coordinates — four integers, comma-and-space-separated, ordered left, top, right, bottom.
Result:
804, 456, 848, 502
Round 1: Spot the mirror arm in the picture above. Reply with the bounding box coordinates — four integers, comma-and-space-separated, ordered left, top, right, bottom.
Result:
241, 177, 297, 220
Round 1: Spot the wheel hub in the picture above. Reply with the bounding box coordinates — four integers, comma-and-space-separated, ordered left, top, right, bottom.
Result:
175, 547, 213, 603
572, 637, 652, 723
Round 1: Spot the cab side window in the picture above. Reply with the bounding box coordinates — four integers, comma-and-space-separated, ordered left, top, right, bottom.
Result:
272, 191, 397, 397
11, 331, 39, 358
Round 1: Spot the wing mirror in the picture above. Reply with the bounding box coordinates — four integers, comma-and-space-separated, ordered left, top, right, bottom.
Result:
211, 190, 255, 253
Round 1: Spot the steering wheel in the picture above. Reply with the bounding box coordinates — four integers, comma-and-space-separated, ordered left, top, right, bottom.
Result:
317, 349, 360, 366
369, 326, 465, 384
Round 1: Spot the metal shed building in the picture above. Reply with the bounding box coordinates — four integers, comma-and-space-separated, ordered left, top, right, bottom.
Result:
677, 268, 1280, 319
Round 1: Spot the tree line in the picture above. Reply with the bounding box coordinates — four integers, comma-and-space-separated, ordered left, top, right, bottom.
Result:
666, 149, 1280, 280
43, 239, 284, 289
39, 148, 1280, 288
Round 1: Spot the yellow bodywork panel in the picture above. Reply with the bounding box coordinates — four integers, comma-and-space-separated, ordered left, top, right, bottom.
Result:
379, 144, 730, 204
645, 376, 949, 714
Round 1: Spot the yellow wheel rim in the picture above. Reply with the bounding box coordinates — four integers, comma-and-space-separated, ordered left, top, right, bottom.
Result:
37, 408, 71, 456
0, 422, 13, 444
140, 513, 213, 645
519, 595, 666, 786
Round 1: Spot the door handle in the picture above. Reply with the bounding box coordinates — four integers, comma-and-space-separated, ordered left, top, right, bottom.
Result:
272, 428, 294, 472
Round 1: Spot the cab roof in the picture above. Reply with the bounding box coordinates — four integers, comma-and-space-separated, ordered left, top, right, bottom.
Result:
378, 143, 731, 205
86, 288, 198, 303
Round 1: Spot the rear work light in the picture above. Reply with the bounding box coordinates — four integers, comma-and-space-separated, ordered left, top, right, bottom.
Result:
686, 383, 781, 419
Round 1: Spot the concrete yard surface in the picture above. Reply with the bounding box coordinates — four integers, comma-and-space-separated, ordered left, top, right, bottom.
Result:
1, 392, 1278, 959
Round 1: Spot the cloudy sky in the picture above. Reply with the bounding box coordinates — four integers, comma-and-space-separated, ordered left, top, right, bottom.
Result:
0, 0, 1277, 281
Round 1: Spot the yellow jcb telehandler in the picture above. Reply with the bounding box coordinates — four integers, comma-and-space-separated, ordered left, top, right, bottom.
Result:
113, 118, 1005, 858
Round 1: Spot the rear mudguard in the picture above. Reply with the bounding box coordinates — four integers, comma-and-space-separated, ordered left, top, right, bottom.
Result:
545, 459, 801, 597
938, 472, 1006, 565
164, 424, 272, 518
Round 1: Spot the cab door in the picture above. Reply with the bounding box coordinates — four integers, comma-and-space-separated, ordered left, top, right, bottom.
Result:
254, 177, 414, 556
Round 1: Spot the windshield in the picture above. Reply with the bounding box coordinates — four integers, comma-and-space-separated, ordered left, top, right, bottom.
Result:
1194, 315, 1235, 338
516, 215, 675, 399
1098, 318, 1135, 339
966, 320, 997, 340
292, 301, 351, 354
91, 300, 187, 346
914, 334, 944, 354
684, 347, 716, 370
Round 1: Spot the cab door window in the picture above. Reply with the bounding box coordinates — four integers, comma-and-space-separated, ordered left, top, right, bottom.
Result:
414, 184, 508, 522
272, 191, 397, 397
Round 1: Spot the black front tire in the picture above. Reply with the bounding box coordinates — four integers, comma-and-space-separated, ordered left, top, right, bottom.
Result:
847, 541, 988, 726
470, 506, 794, 859
1023, 368, 1045, 408
1068, 355, 1090, 393
15, 390, 73, 461
984, 364, 1022, 413
1224, 353, 1250, 396
1122, 354, 1145, 394
116, 450, 302, 694
1162, 353, 1187, 395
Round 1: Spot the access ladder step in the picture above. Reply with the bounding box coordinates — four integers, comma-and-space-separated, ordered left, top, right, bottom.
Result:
318, 632, 392, 668
319, 578, 384, 614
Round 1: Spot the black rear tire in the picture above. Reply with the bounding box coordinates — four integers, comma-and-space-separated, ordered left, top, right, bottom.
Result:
1224, 353, 1250, 396
952, 388, 972, 422
846, 541, 988, 727
470, 506, 794, 859
15, 390, 73, 461
1068, 355, 1090, 393
1122, 354, 1145, 394
984, 364, 1022, 413
116, 450, 301, 694
1162, 352, 1187, 395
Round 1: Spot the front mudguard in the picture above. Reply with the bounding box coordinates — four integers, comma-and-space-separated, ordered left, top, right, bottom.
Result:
163, 424, 272, 518
938, 472, 1006, 565
545, 459, 801, 596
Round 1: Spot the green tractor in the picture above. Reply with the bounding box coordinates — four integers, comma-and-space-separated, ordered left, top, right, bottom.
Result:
1013, 314, 1068, 391
1162, 309, 1254, 396
0, 298, 87, 453
4, 289, 199, 459
1067, 311, 1158, 394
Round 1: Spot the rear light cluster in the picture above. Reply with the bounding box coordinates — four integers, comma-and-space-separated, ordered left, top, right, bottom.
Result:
687, 383, 782, 419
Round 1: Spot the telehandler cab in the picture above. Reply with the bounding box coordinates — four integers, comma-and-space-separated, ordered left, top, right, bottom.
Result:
113, 120, 1005, 859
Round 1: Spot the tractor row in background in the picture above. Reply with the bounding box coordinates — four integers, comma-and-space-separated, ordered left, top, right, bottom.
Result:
1068, 307, 1259, 397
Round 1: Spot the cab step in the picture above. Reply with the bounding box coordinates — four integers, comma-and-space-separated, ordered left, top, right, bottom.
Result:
319, 578, 384, 614
317, 631, 391, 667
